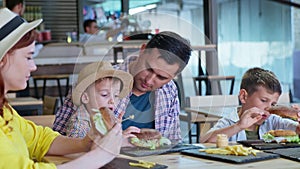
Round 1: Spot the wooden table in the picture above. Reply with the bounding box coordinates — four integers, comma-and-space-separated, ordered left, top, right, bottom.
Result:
8, 97, 43, 115
23, 115, 55, 128
44, 147, 300, 169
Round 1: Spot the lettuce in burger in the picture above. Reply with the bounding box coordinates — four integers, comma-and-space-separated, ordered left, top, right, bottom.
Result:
92, 107, 117, 135
262, 129, 300, 143
130, 129, 172, 150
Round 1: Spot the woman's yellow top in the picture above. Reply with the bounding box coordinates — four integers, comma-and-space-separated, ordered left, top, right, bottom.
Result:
0, 105, 60, 168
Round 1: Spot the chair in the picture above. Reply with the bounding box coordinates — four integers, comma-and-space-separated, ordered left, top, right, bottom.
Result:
32, 74, 70, 105
43, 95, 59, 115
113, 46, 124, 65
193, 75, 235, 95
180, 95, 239, 143
277, 92, 292, 105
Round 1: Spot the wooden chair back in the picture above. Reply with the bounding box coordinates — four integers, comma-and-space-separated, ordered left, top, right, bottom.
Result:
186, 95, 239, 124
277, 92, 291, 104
186, 95, 239, 108
193, 75, 235, 95
43, 95, 59, 115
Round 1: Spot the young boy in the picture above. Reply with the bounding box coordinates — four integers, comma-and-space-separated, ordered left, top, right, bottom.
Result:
200, 67, 300, 143
65, 61, 133, 138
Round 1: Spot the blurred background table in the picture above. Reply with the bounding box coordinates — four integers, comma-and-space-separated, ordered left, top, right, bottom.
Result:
8, 97, 43, 116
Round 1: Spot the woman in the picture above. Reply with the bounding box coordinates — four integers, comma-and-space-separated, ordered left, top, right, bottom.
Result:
0, 8, 122, 168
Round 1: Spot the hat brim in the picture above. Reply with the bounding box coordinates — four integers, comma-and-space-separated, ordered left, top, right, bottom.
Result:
0, 19, 42, 60
72, 69, 133, 106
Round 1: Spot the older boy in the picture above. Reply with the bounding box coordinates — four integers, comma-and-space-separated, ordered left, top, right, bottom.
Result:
201, 67, 300, 143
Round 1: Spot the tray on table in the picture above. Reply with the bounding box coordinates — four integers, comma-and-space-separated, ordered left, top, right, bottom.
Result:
264, 147, 300, 162
101, 157, 167, 169
237, 140, 300, 150
181, 149, 279, 164
121, 143, 203, 157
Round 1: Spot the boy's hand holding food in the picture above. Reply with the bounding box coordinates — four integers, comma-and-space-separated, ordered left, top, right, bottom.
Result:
237, 107, 269, 129
91, 107, 118, 135
87, 107, 123, 155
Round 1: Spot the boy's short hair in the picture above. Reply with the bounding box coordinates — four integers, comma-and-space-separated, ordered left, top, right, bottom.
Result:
240, 67, 282, 96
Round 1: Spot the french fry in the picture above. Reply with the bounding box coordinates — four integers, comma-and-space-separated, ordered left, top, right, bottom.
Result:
201, 145, 260, 156
129, 160, 156, 168
205, 148, 231, 155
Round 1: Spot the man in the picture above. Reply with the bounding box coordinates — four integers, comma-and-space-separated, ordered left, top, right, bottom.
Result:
83, 19, 99, 35
6, 0, 25, 16
53, 31, 192, 142
79, 19, 106, 42
80, 18, 129, 42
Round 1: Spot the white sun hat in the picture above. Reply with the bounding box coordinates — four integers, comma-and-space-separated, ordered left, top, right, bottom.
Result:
0, 7, 43, 60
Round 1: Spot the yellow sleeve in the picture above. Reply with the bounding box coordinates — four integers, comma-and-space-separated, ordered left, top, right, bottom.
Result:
0, 106, 59, 168
15, 112, 60, 161
0, 153, 57, 169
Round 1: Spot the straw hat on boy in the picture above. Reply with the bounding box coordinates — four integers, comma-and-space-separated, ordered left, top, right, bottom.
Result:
72, 61, 133, 106
0, 7, 42, 60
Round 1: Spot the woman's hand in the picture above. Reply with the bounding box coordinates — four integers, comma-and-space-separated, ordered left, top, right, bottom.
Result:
92, 123, 123, 155
56, 124, 123, 169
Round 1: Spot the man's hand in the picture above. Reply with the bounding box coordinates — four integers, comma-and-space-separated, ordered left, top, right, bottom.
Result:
121, 126, 140, 147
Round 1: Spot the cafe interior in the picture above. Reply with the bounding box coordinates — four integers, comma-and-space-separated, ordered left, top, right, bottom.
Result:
2, 0, 300, 168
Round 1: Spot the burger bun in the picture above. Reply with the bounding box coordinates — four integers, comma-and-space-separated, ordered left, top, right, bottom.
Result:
267, 129, 296, 137
266, 105, 299, 120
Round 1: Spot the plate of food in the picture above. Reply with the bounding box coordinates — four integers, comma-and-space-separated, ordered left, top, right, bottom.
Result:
121, 128, 203, 157
181, 145, 279, 164
129, 129, 172, 150
238, 129, 300, 150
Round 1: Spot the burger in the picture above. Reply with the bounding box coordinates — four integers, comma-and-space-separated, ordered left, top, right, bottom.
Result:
130, 129, 172, 150
92, 107, 117, 135
262, 129, 300, 143
266, 105, 299, 120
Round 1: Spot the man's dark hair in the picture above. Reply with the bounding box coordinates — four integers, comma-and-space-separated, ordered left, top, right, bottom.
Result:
240, 67, 282, 96
145, 31, 192, 73
6, 0, 24, 10
83, 19, 97, 32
